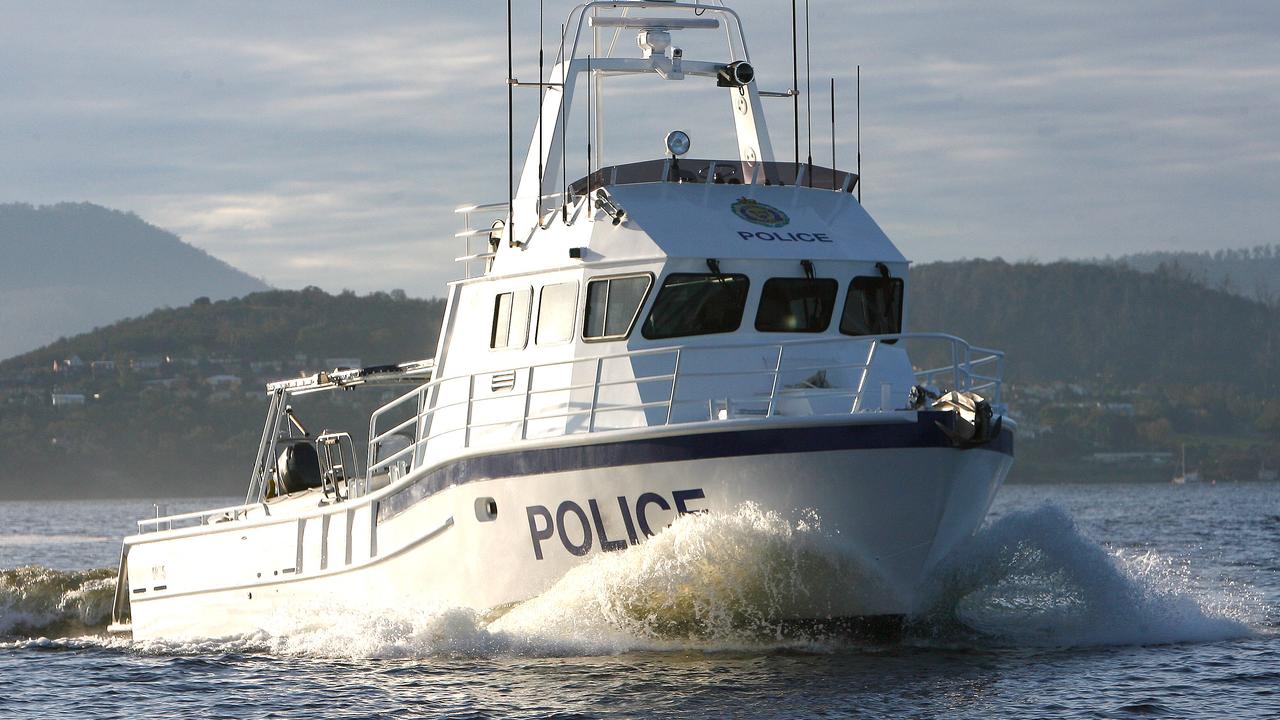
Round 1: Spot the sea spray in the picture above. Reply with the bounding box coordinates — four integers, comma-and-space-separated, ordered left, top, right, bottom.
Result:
489, 502, 892, 649
1, 504, 1257, 656
226, 504, 880, 658
0, 565, 116, 637
908, 505, 1255, 647
128, 503, 885, 658
260, 606, 514, 659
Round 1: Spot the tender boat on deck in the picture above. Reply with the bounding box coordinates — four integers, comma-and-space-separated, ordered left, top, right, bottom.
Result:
110, 0, 1014, 641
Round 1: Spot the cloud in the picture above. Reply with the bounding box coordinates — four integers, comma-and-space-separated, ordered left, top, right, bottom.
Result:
1, 0, 1278, 295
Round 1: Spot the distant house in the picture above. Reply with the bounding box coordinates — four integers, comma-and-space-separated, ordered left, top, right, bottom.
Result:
325, 357, 362, 369
90, 360, 117, 373
250, 360, 283, 375
131, 357, 163, 371
52, 356, 85, 373
1086, 452, 1173, 466
204, 374, 241, 388
51, 393, 86, 407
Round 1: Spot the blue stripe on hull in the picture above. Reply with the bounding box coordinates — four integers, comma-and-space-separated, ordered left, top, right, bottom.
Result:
380, 411, 1013, 521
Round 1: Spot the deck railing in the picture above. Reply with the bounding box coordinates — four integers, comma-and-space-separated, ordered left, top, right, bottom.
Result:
135, 501, 263, 534
134, 333, 1002, 532
365, 333, 1003, 490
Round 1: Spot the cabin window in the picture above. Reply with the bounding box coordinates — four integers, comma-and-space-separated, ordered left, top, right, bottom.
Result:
584, 274, 653, 341
754, 278, 838, 333
536, 282, 578, 345
840, 276, 904, 336
641, 273, 750, 339
490, 288, 532, 349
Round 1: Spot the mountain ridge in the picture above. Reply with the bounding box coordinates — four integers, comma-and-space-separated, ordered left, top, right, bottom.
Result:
0, 202, 270, 360
1096, 245, 1280, 307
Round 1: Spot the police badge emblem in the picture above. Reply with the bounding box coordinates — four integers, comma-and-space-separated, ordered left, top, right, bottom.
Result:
731, 197, 790, 228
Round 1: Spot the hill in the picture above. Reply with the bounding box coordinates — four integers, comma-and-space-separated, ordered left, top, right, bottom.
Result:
0, 287, 439, 375
0, 261, 1275, 498
1101, 245, 1280, 307
909, 259, 1280, 392
0, 202, 270, 360
0, 289, 446, 499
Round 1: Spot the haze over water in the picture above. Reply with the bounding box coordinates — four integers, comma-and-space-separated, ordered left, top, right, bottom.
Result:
1, 482, 1276, 718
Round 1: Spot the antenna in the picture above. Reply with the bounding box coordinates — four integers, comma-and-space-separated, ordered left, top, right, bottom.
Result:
804, 0, 812, 187
592, 10, 603, 170
560, 23, 569, 222
506, 0, 514, 239
857, 64, 862, 203
830, 77, 836, 191
537, 0, 544, 218
586, 54, 593, 199
791, 0, 799, 169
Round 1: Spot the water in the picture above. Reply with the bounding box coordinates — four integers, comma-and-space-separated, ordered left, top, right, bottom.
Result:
1, 483, 1277, 718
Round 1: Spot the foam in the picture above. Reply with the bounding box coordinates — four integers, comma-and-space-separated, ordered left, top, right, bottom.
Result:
909, 505, 1257, 647
0, 565, 116, 637
2, 504, 1258, 656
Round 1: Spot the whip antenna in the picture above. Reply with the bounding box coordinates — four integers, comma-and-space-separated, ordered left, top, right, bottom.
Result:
537, 0, 544, 218
506, 0, 514, 238
857, 64, 862, 202
804, 0, 812, 187
586, 55, 592, 198
560, 23, 568, 222
830, 77, 836, 191
792, 0, 799, 169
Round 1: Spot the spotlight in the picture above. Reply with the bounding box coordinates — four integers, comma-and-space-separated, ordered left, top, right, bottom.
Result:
717, 60, 755, 88
665, 130, 691, 157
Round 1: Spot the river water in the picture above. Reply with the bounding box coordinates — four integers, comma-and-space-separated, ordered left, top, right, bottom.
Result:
1, 482, 1276, 718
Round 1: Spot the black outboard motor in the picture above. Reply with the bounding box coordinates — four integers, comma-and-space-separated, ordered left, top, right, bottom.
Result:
275, 441, 323, 494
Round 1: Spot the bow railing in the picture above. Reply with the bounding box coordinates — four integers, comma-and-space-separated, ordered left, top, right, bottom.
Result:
364, 333, 1004, 494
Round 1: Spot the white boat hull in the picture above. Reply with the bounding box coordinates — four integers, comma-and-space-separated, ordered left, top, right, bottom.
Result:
123, 413, 1012, 641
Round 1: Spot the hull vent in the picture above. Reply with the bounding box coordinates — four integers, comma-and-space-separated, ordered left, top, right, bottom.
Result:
491, 371, 517, 393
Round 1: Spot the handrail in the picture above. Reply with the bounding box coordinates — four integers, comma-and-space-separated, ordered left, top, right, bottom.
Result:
365, 332, 1005, 484
142, 332, 1005, 531
137, 501, 263, 533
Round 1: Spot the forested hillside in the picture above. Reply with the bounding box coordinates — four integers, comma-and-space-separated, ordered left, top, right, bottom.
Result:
0, 288, 443, 375
1104, 245, 1280, 306
0, 290, 446, 499
909, 260, 1280, 392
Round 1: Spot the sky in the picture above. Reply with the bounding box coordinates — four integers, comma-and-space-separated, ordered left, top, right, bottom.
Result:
2, 1, 1278, 298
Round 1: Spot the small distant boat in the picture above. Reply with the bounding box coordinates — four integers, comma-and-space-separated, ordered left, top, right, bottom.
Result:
1171, 444, 1200, 484
1259, 460, 1278, 482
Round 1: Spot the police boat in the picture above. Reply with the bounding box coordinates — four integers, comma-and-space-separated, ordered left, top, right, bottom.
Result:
109, 0, 1014, 641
